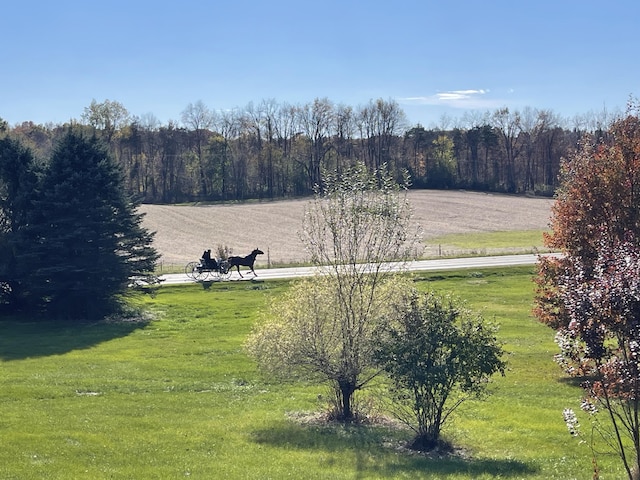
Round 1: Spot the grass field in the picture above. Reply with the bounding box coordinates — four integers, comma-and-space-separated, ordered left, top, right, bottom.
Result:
430, 230, 546, 249
0, 267, 625, 479
426, 229, 552, 257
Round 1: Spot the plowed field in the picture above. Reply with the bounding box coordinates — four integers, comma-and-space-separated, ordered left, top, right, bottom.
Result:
139, 190, 554, 268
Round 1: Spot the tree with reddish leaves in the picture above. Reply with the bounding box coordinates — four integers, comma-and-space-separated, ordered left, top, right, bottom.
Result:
535, 104, 640, 328
533, 101, 640, 479
556, 233, 640, 479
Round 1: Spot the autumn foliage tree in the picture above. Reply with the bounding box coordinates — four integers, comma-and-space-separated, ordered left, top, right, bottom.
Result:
536, 104, 640, 328
534, 103, 640, 479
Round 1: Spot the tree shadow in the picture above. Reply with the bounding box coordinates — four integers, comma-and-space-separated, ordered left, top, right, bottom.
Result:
0, 316, 149, 361
557, 374, 593, 389
251, 422, 538, 478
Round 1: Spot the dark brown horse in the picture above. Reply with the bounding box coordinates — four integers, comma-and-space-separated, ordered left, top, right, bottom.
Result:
228, 248, 264, 278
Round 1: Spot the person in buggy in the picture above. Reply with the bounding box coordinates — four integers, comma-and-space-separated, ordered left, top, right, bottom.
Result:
201, 249, 219, 270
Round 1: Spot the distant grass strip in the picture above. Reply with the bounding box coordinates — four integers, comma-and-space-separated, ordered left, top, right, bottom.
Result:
430, 230, 548, 249
0, 270, 623, 479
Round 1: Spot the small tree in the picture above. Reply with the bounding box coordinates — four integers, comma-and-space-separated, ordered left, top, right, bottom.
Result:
247, 162, 422, 421
374, 289, 505, 451
246, 275, 409, 420
17, 129, 159, 319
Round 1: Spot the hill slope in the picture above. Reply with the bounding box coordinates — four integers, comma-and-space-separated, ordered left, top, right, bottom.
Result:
139, 190, 554, 267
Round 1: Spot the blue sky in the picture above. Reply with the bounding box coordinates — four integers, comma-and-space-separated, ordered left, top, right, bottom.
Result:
2, 0, 639, 128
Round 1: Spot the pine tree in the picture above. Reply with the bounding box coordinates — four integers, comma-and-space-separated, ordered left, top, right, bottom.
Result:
18, 129, 158, 320
0, 136, 41, 308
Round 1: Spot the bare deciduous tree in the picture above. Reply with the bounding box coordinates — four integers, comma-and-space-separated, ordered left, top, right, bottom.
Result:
181, 100, 215, 197
246, 163, 422, 421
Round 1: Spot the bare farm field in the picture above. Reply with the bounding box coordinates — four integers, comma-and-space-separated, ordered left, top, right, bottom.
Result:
139, 190, 555, 269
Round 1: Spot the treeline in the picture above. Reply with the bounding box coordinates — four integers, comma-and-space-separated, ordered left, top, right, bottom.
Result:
2, 97, 621, 202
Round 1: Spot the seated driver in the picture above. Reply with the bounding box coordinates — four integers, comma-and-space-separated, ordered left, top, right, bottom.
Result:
201, 249, 218, 269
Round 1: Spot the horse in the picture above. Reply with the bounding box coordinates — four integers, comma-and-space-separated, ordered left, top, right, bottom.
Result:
228, 248, 264, 278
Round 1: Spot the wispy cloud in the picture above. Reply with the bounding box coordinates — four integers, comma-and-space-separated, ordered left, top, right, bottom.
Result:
399, 89, 504, 109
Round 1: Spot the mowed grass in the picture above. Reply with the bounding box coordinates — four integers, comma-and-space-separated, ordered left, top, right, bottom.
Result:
428, 230, 552, 254
0, 270, 625, 479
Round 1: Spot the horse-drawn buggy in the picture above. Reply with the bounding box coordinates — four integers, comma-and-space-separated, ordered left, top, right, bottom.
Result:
185, 248, 264, 281
185, 250, 232, 281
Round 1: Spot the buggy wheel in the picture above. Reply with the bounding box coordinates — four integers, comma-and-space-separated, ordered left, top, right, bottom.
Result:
185, 261, 198, 280
219, 260, 232, 280
186, 261, 206, 281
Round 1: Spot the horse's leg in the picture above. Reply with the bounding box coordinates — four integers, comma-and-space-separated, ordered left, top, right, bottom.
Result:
236, 265, 243, 278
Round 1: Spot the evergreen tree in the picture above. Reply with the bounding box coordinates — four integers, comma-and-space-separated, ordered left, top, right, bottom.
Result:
18, 129, 158, 319
0, 136, 40, 308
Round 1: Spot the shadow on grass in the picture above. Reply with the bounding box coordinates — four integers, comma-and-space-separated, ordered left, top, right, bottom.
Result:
557, 375, 593, 389
251, 422, 537, 478
0, 317, 148, 361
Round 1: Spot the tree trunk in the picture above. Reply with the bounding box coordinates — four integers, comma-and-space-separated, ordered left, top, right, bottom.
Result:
337, 380, 356, 421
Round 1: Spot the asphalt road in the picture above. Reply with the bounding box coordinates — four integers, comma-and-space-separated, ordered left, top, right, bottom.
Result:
159, 253, 560, 285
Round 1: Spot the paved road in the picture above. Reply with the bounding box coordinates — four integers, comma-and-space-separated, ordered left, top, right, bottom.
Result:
159, 253, 560, 285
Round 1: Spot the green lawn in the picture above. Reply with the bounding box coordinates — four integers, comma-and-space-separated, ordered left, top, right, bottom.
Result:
427, 230, 553, 257
0, 269, 624, 479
